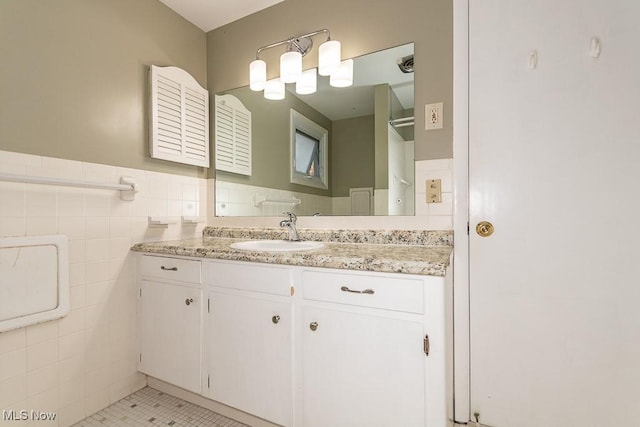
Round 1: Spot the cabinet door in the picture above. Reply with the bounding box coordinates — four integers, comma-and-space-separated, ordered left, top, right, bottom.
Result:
207, 291, 292, 427
302, 306, 425, 427
139, 281, 202, 393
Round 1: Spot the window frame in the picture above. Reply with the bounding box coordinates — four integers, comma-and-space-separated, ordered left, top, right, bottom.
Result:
289, 109, 329, 190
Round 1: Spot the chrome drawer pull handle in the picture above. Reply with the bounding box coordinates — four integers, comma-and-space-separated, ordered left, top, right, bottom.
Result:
340, 286, 375, 295
161, 266, 178, 271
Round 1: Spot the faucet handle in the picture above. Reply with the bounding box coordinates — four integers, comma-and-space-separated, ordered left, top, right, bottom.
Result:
282, 211, 297, 223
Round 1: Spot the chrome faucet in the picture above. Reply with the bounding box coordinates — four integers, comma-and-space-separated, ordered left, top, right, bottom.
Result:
280, 212, 300, 241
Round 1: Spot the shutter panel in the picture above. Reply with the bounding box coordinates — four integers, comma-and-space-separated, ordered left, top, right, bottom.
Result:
215, 94, 252, 176
150, 65, 209, 168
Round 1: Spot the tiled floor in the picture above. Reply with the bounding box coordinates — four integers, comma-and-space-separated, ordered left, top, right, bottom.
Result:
72, 387, 250, 427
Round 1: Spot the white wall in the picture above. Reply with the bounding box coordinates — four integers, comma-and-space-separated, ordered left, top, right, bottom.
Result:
0, 150, 207, 426
387, 127, 411, 216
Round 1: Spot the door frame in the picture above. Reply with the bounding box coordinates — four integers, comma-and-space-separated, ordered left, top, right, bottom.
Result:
452, 0, 471, 423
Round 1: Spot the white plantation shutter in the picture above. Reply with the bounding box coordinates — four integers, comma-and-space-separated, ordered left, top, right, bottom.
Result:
150, 65, 209, 168
215, 94, 252, 176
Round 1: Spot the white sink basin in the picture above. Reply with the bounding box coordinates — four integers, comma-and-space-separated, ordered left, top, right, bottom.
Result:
230, 240, 325, 252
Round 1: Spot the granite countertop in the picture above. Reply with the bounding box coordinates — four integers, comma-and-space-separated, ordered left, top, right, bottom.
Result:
131, 227, 453, 277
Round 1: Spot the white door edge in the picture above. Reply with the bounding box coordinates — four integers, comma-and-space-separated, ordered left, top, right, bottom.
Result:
452, 0, 471, 423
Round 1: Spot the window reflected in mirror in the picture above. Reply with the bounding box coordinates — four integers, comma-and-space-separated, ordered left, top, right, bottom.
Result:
295, 131, 319, 177
290, 109, 328, 190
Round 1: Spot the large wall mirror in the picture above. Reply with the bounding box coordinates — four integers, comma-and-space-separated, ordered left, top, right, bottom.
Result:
215, 43, 415, 217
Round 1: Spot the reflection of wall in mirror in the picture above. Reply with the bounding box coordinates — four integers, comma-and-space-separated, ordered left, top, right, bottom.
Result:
214, 86, 331, 195
215, 89, 379, 216
215, 81, 417, 216
214, 43, 419, 217
388, 126, 414, 216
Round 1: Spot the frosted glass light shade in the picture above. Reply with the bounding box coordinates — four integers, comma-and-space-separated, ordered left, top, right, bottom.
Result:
330, 59, 353, 88
249, 59, 267, 91
280, 51, 303, 83
296, 68, 317, 95
318, 40, 341, 76
264, 78, 285, 100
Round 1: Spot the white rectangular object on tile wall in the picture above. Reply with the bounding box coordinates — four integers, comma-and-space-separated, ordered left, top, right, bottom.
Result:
150, 65, 210, 168
214, 94, 252, 176
0, 235, 69, 332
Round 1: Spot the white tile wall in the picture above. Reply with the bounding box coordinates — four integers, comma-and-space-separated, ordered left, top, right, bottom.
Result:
215, 180, 333, 217
218, 159, 453, 230
415, 158, 454, 229
0, 150, 209, 426
214, 160, 453, 229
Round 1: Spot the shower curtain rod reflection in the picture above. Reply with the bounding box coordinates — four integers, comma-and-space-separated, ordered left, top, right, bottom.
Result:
389, 116, 415, 128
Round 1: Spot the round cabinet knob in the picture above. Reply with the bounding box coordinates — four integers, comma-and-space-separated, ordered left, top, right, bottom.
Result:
309, 321, 318, 331
476, 221, 495, 237
272, 315, 280, 324
185, 298, 194, 305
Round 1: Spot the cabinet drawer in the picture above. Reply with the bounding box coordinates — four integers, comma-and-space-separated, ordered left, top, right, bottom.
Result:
203, 260, 292, 297
302, 270, 424, 314
139, 255, 201, 284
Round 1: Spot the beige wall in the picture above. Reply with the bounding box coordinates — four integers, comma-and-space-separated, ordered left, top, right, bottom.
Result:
331, 115, 375, 197
1, 0, 452, 180
206, 0, 453, 177
0, 0, 208, 178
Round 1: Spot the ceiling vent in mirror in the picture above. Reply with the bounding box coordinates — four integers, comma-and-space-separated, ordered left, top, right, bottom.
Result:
397, 55, 414, 73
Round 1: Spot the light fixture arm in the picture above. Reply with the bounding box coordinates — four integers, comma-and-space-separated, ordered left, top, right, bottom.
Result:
255, 29, 331, 59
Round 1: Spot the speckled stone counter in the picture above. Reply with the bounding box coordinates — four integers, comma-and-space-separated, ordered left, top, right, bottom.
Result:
131, 227, 453, 276
202, 227, 453, 246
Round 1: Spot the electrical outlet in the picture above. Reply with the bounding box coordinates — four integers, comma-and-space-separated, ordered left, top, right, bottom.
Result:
425, 102, 443, 130
426, 179, 442, 203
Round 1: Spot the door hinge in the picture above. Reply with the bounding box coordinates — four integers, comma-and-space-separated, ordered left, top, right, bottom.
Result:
207, 298, 210, 313
139, 288, 142, 297
139, 353, 142, 362
467, 221, 470, 235
423, 334, 430, 356
207, 374, 210, 389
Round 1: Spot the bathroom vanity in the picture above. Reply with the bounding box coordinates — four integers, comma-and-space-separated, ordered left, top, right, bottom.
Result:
132, 227, 453, 427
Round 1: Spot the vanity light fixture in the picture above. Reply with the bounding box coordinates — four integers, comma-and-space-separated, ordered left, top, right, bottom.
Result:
249, 29, 349, 99
264, 78, 285, 100
280, 50, 303, 84
296, 68, 317, 95
329, 59, 354, 88
249, 60, 267, 91
318, 39, 341, 76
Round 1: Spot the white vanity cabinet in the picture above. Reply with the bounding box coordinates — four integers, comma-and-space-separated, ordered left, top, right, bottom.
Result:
203, 260, 294, 427
297, 268, 447, 427
136, 253, 449, 427
137, 255, 203, 394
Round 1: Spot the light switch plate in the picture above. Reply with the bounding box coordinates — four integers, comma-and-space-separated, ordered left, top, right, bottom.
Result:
425, 102, 443, 130
426, 179, 442, 203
